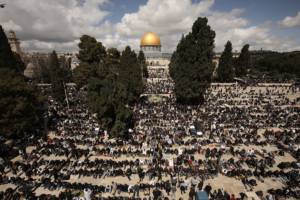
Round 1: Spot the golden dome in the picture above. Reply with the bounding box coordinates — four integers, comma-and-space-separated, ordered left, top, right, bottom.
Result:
140, 31, 161, 46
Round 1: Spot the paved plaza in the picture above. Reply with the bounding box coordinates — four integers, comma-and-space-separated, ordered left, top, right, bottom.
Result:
1, 83, 300, 200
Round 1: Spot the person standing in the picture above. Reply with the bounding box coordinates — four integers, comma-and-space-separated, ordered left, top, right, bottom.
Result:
153, 188, 161, 200
171, 176, 177, 186
171, 185, 176, 198
191, 176, 198, 188
189, 187, 196, 200
112, 181, 117, 196
198, 181, 203, 191
133, 183, 140, 197
180, 181, 186, 194
165, 180, 171, 196
204, 183, 212, 197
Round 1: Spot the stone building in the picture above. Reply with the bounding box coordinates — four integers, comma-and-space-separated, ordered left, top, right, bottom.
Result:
8, 30, 22, 57
23, 63, 42, 79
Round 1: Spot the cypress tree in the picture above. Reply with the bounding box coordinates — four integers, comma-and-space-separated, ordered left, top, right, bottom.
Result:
217, 41, 234, 82
138, 50, 148, 78
138, 50, 146, 63
77, 35, 106, 64
0, 25, 47, 138
50, 51, 65, 102
87, 74, 131, 136
169, 50, 179, 79
235, 44, 251, 77
0, 26, 17, 71
173, 17, 216, 103
118, 46, 144, 103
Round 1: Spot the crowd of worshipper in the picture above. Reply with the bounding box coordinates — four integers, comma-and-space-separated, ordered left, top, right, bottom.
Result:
143, 80, 174, 94
1, 78, 300, 200
148, 68, 169, 79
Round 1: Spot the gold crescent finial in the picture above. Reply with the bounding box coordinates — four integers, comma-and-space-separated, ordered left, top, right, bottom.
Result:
150, 27, 151, 32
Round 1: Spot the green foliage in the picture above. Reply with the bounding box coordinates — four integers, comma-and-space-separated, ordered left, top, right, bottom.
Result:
87, 74, 132, 136
217, 41, 234, 82
235, 44, 251, 77
0, 25, 47, 138
105, 47, 120, 71
281, 72, 293, 81
73, 62, 112, 88
50, 51, 65, 102
169, 50, 179, 79
74, 36, 121, 88
173, 17, 216, 103
142, 64, 149, 78
118, 46, 144, 103
138, 50, 149, 78
0, 26, 18, 72
252, 53, 300, 79
138, 50, 146, 63
13, 52, 26, 74
76, 35, 106, 64
249, 68, 262, 78
0, 68, 47, 137
42, 72, 51, 83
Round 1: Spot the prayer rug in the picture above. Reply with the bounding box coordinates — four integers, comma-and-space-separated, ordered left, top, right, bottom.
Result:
208, 144, 216, 147
163, 155, 170, 158
140, 165, 149, 169
270, 178, 277, 182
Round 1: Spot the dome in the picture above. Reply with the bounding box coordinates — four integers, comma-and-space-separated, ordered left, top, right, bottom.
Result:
72, 56, 80, 62
140, 31, 161, 46
27, 63, 35, 69
9, 30, 14, 33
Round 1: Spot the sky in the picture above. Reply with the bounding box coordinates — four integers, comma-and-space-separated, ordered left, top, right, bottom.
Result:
1, 0, 300, 53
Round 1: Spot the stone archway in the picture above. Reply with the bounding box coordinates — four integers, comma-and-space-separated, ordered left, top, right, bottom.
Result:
156, 61, 160, 66
150, 61, 155, 66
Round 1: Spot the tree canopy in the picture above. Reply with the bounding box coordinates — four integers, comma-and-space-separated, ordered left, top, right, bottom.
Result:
74, 35, 120, 88
235, 44, 251, 77
217, 40, 234, 82
76, 35, 106, 64
169, 50, 179, 79
172, 17, 216, 103
86, 74, 132, 136
252, 53, 300, 80
0, 25, 47, 138
137, 50, 149, 78
118, 46, 144, 103
50, 51, 65, 102
105, 47, 120, 71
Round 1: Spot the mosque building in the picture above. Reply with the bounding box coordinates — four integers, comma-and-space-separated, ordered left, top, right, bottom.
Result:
140, 31, 172, 66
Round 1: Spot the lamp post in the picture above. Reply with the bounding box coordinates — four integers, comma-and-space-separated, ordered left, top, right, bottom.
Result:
63, 76, 70, 110
56, 75, 70, 110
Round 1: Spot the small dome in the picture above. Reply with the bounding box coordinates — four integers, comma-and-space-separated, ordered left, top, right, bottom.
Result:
27, 63, 35, 69
72, 56, 80, 62
9, 30, 14, 33
140, 31, 161, 46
